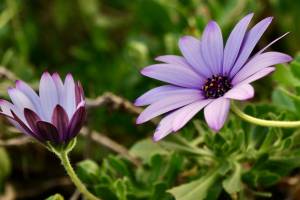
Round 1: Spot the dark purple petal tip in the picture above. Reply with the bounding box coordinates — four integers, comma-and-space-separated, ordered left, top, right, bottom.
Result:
52, 104, 69, 141
67, 106, 86, 141
36, 121, 60, 144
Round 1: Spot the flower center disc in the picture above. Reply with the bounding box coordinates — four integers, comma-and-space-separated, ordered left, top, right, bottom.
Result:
202, 75, 232, 99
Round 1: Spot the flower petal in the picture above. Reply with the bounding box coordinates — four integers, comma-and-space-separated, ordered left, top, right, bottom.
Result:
16, 80, 44, 117
136, 91, 203, 124
178, 36, 212, 77
8, 88, 35, 113
52, 105, 69, 141
155, 55, 194, 70
39, 72, 59, 121
52, 73, 64, 105
153, 111, 178, 142
224, 84, 254, 100
141, 64, 204, 88
200, 21, 223, 74
36, 121, 60, 143
24, 108, 41, 134
232, 52, 292, 84
135, 85, 201, 106
67, 106, 86, 140
256, 32, 289, 55
172, 99, 212, 131
229, 17, 273, 77
63, 74, 76, 118
0, 102, 29, 136
204, 98, 230, 132
11, 110, 43, 141
0, 99, 14, 117
75, 82, 84, 106
238, 67, 275, 85
223, 13, 253, 75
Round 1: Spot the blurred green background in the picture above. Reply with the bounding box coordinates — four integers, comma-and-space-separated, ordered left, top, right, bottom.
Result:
1, 0, 300, 199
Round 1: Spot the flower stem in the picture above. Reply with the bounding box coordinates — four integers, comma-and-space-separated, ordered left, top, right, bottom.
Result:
231, 103, 300, 128
58, 150, 100, 200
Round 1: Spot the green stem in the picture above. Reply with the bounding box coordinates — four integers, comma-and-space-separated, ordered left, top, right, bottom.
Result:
58, 150, 100, 200
231, 103, 300, 128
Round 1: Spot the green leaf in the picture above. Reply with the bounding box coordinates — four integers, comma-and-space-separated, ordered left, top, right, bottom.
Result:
107, 156, 131, 177
151, 182, 174, 200
94, 185, 118, 200
273, 64, 300, 87
272, 89, 296, 111
76, 159, 101, 184
113, 179, 128, 200
159, 135, 211, 156
129, 139, 168, 164
167, 171, 218, 200
45, 194, 64, 200
222, 163, 242, 194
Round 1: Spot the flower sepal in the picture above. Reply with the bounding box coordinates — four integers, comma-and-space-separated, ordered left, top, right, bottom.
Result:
47, 137, 77, 157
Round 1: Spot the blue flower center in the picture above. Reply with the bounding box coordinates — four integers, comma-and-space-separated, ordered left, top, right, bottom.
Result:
202, 75, 232, 99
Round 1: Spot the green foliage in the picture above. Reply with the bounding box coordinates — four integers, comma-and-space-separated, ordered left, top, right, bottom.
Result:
76, 154, 177, 200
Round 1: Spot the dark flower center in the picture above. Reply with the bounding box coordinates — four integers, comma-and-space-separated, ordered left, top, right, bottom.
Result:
202, 75, 232, 99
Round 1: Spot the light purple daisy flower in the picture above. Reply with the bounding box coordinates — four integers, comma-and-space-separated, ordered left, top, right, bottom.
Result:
0, 72, 86, 145
135, 13, 292, 141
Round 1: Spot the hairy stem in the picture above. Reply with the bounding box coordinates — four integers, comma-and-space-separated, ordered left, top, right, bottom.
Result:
231, 103, 300, 128
58, 150, 100, 200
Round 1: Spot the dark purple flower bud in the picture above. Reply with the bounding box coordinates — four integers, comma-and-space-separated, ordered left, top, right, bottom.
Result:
0, 72, 86, 145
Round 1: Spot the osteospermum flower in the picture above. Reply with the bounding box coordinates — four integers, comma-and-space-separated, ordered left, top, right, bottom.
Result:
0, 72, 86, 145
135, 13, 292, 141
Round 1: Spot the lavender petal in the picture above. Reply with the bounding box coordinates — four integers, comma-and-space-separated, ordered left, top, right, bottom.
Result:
152, 111, 178, 142
136, 92, 203, 124
224, 84, 254, 100
178, 36, 212, 77
63, 73, 76, 119
204, 98, 230, 132
232, 52, 292, 85
141, 64, 204, 88
172, 99, 212, 131
135, 85, 201, 106
39, 72, 59, 121
229, 17, 273, 77
52, 73, 64, 105
16, 80, 44, 118
200, 21, 223, 75
223, 13, 253, 75
238, 67, 276, 85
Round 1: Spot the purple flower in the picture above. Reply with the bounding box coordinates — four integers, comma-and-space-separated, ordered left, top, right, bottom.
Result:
135, 13, 292, 141
0, 72, 86, 145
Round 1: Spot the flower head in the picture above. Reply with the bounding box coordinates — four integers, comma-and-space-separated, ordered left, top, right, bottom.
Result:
0, 72, 86, 145
135, 13, 292, 141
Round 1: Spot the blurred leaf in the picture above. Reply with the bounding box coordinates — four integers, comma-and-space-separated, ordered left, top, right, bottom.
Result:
273, 64, 300, 87
130, 138, 168, 164
222, 163, 242, 194
167, 171, 218, 200
76, 159, 101, 185
45, 194, 64, 200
